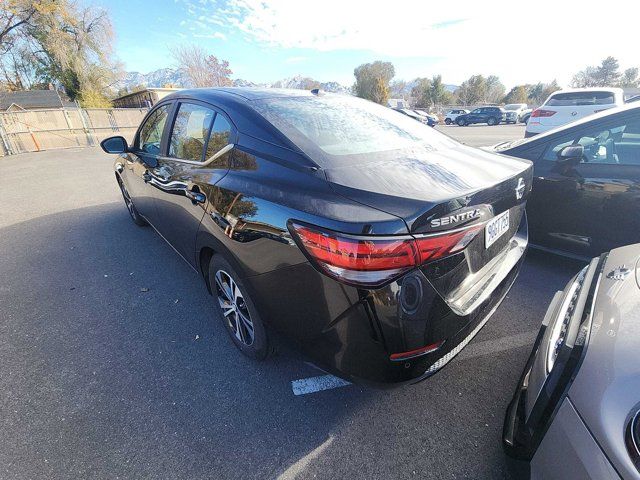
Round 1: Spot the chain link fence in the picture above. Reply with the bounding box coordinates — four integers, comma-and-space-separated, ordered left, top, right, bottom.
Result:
0, 107, 148, 156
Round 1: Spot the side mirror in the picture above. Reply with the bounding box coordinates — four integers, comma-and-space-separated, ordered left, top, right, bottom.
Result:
100, 136, 128, 154
557, 144, 584, 164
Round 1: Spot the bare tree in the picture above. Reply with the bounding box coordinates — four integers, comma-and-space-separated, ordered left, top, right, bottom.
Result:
172, 44, 233, 88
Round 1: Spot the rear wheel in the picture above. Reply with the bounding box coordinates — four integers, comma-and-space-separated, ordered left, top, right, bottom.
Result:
445, 118, 452, 125
457, 117, 467, 126
487, 117, 498, 126
117, 177, 146, 226
209, 255, 270, 360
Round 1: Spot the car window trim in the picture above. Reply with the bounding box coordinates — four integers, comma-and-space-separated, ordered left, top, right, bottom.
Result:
133, 101, 175, 156
158, 143, 234, 167
161, 98, 235, 166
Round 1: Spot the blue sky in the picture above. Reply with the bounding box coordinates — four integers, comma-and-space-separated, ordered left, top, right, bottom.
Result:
98, 0, 636, 88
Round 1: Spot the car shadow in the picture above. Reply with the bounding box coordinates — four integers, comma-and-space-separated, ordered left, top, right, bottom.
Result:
0, 202, 375, 479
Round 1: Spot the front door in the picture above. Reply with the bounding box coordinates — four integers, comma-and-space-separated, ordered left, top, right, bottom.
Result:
149, 101, 232, 266
124, 103, 172, 223
528, 112, 640, 257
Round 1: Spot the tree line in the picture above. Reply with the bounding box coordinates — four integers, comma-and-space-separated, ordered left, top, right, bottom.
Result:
353, 56, 639, 109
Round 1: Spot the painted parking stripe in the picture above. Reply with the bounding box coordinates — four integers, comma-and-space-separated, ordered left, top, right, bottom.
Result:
291, 330, 537, 395
291, 374, 351, 396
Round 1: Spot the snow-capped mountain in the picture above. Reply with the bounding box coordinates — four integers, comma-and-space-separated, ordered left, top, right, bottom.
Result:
117, 69, 351, 94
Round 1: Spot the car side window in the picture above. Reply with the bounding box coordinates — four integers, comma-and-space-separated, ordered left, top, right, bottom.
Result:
205, 113, 232, 160
138, 104, 170, 155
472, 108, 481, 114
168, 103, 215, 162
542, 117, 640, 165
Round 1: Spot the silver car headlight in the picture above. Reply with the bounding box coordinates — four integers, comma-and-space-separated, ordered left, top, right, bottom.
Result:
546, 265, 589, 373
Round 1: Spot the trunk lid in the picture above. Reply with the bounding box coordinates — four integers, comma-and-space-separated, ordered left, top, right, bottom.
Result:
325, 143, 533, 315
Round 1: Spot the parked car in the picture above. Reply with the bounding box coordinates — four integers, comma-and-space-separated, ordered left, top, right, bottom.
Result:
521, 111, 532, 124
456, 106, 506, 126
503, 103, 532, 124
395, 108, 437, 127
525, 87, 625, 138
100, 88, 532, 385
413, 109, 439, 127
494, 102, 640, 259
503, 243, 640, 480
444, 109, 469, 125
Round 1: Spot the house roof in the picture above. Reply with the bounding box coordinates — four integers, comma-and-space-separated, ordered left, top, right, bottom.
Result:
0, 90, 75, 110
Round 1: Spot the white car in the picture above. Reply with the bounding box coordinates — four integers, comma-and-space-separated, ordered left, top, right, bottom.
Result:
444, 109, 469, 125
503, 104, 532, 124
525, 87, 624, 138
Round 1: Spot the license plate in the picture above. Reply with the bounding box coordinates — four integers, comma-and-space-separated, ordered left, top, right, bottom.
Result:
485, 210, 510, 249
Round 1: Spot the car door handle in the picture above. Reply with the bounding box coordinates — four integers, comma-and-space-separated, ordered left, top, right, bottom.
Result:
143, 172, 152, 183
185, 189, 206, 204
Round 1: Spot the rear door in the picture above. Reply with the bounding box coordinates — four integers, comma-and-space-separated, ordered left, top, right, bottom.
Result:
149, 100, 233, 266
537, 91, 617, 130
527, 110, 640, 256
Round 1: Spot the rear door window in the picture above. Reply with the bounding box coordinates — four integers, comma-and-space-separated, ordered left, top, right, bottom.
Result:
546, 91, 615, 107
205, 114, 231, 160
168, 103, 215, 162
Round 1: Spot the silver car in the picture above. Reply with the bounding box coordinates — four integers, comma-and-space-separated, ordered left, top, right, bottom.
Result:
503, 243, 640, 479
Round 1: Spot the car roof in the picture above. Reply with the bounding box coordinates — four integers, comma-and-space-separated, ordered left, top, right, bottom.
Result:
548, 87, 624, 95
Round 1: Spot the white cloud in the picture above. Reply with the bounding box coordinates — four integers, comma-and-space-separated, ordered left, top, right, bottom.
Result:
182, 0, 637, 87
193, 32, 227, 40
285, 56, 307, 64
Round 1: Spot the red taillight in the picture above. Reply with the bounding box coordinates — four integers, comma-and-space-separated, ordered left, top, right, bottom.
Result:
530, 109, 556, 118
389, 341, 444, 361
290, 222, 481, 287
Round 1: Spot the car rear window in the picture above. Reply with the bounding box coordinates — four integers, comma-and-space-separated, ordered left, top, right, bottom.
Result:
252, 95, 455, 167
546, 91, 615, 106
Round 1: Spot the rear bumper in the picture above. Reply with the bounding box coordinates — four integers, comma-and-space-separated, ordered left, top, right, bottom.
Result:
246, 210, 528, 385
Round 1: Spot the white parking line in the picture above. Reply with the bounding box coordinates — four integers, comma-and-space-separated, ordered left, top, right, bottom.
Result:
291, 374, 351, 396
290, 330, 537, 396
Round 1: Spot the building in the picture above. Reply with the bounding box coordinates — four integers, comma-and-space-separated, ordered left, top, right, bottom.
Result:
388, 98, 410, 109
0, 89, 75, 111
112, 88, 182, 108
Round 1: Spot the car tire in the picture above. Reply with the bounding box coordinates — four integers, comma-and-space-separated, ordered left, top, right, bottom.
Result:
445, 118, 452, 125
117, 177, 147, 226
209, 255, 271, 360
487, 117, 498, 126
457, 118, 466, 126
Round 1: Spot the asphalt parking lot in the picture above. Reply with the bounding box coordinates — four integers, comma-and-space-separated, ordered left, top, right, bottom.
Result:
0, 135, 583, 479
435, 123, 526, 147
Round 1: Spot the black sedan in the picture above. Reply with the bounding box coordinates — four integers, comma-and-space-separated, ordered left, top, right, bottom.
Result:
101, 88, 532, 385
495, 102, 640, 259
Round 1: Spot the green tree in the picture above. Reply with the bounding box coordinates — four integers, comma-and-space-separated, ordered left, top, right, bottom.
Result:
485, 75, 505, 103
429, 74, 450, 107
411, 77, 432, 107
455, 75, 487, 105
503, 85, 528, 104
620, 68, 640, 88
571, 56, 622, 87
353, 61, 395, 105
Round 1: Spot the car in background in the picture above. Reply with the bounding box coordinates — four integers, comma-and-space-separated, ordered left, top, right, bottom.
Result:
456, 106, 505, 126
503, 243, 640, 480
520, 111, 532, 125
444, 109, 469, 125
525, 87, 624, 138
394, 108, 437, 127
100, 88, 533, 385
414, 109, 439, 127
504, 104, 532, 124
494, 102, 640, 259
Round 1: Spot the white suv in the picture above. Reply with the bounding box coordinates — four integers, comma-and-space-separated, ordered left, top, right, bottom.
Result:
525, 87, 624, 137
444, 109, 469, 125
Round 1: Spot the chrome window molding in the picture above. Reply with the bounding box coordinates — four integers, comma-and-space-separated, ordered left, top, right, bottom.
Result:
158, 143, 234, 167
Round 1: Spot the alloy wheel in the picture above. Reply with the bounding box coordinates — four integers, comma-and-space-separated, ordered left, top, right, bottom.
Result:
215, 269, 255, 346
